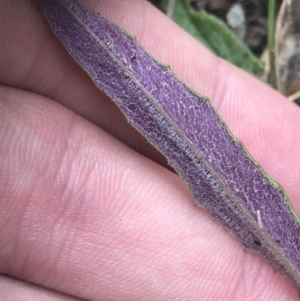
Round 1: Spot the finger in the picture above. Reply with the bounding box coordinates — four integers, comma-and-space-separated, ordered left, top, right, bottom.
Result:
2, 0, 300, 209
0, 0, 167, 167
0, 87, 297, 300
0, 276, 84, 301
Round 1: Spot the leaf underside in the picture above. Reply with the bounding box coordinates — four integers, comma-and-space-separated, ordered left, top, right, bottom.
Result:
36, 0, 300, 291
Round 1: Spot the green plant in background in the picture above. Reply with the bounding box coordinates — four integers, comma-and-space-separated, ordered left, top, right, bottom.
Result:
159, 0, 264, 77
159, 0, 300, 101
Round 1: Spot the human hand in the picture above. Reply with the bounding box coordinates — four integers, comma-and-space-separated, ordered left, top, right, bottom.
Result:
1, 1, 300, 300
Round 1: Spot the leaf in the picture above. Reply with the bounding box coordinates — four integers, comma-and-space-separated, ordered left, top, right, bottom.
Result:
36, 0, 300, 290
159, 0, 264, 77
275, 0, 300, 99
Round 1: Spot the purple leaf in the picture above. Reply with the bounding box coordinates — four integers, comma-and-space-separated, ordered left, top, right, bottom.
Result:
35, 0, 300, 290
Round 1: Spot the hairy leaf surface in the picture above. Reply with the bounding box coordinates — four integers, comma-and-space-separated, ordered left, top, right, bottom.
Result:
35, 0, 300, 290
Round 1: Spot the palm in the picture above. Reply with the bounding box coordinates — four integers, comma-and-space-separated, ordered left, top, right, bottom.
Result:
1, 0, 300, 300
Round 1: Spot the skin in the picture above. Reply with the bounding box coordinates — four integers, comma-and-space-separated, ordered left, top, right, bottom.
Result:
1, 0, 300, 300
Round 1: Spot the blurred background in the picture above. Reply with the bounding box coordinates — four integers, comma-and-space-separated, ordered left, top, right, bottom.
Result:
148, 0, 300, 103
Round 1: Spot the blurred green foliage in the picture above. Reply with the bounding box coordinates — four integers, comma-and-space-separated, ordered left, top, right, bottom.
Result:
159, 0, 264, 77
